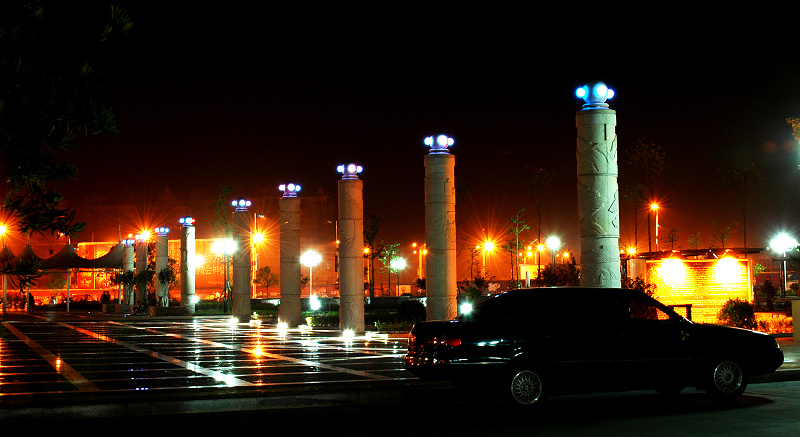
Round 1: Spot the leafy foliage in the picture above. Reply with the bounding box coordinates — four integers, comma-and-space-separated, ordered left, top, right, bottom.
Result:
717, 298, 756, 330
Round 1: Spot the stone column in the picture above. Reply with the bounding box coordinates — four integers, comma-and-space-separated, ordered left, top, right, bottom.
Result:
231, 198, 252, 322
154, 227, 170, 306
179, 217, 196, 314
337, 164, 365, 333
424, 135, 457, 321
575, 81, 621, 288
134, 237, 148, 305
279, 184, 303, 327
123, 239, 135, 305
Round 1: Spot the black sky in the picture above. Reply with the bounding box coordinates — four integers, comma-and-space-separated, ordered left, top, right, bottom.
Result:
50, 3, 800, 267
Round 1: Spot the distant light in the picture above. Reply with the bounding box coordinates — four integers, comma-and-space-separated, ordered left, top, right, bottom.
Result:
390, 257, 406, 271
483, 241, 495, 252
212, 239, 236, 254
300, 250, 322, 267
190, 295, 200, 304
277, 322, 288, 336
342, 329, 355, 342
770, 233, 798, 253
155, 226, 170, 236
460, 302, 473, 315
232, 198, 251, 211
425, 134, 454, 154
228, 317, 238, 328
122, 238, 135, 246
576, 81, 614, 110
179, 216, 195, 227
279, 183, 301, 197
546, 236, 561, 249
715, 257, 744, 284
337, 163, 363, 179
658, 258, 687, 286
310, 295, 321, 311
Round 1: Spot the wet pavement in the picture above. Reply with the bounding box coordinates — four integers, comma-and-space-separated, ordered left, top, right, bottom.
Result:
1, 310, 798, 420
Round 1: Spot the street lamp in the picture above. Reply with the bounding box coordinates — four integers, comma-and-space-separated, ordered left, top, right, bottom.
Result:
481, 241, 494, 278
412, 242, 426, 279
424, 134, 454, 154
301, 250, 322, 306
770, 233, 798, 297
651, 203, 659, 252
390, 257, 406, 296
546, 236, 561, 268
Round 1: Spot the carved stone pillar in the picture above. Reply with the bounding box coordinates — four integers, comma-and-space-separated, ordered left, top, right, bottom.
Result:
576, 81, 621, 288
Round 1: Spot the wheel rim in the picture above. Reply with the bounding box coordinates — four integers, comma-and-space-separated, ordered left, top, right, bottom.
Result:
510, 370, 543, 405
713, 361, 743, 394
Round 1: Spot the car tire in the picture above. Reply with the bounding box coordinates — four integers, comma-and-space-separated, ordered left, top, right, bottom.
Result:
705, 359, 747, 398
505, 368, 545, 407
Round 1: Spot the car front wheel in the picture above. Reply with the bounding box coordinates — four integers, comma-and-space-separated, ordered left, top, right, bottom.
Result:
706, 359, 747, 398
506, 368, 545, 406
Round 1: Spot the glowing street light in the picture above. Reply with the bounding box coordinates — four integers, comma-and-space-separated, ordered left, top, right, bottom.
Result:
424, 134, 454, 154
301, 250, 322, 301
651, 203, 660, 252
412, 242, 427, 279
390, 257, 407, 295
770, 233, 798, 297
575, 81, 615, 110
546, 236, 561, 268
480, 241, 495, 278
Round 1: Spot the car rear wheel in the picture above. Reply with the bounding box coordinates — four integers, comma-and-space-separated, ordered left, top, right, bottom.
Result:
506, 368, 545, 406
706, 359, 747, 398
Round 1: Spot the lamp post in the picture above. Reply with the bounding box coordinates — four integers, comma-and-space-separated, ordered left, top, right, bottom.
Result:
390, 257, 406, 296
412, 242, 426, 279
301, 250, 322, 301
771, 233, 797, 297
212, 238, 235, 311
546, 236, 561, 269
651, 203, 659, 252
481, 241, 494, 278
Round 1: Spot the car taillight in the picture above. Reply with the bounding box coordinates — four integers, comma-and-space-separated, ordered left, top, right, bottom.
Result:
429, 337, 461, 347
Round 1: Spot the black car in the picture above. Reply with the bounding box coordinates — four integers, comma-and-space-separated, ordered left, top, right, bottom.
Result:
405, 287, 784, 406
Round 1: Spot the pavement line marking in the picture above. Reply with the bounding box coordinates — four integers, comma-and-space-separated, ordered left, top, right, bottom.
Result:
2, 321, 100, 392
110, 322, 393, 380
52, 321, 255, 387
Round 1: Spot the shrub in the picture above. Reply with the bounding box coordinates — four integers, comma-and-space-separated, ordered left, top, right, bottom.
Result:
717, 298, 756, 330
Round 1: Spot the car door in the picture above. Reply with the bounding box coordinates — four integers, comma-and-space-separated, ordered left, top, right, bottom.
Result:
615, 291, 693, 389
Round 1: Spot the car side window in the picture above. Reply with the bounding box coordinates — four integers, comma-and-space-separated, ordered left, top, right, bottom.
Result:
629, 294, 671, 321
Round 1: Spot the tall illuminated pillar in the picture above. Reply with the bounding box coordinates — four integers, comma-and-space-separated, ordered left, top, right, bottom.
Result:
122, 239, 135, 305
154, 226, 170, 306
134, 236, 148, 305
179, 217, 196, 314
279, 184, 303, 327
337, 163, 365, 333
424, 135, 457, 320
231, 198, 253, 322
575, 81, 621, 288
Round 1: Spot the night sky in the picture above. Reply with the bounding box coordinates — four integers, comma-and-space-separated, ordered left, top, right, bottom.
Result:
39, 3, 800, 275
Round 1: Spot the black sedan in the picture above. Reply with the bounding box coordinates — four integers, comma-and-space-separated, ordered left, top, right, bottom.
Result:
405, 287, 784, 406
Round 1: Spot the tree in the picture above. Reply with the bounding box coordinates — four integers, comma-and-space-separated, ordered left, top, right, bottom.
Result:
710, 220, 731, 249
722, 163, 764, 252
0, 2, 131, 286
377, 241, 400, 294
254, 265, 279, 296
625, 139, 665, 252
622, 184, 647, 249
524, 168, 553, 245
211, 184, 233, 309
687, 232, 703, 250
664, 227, 679, 250
502, 208, 530, 288
363, 212, 381, 298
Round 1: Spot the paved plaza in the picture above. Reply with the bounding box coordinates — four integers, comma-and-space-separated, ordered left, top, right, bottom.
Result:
1, 309, 798, 420
0, 310, 429, 419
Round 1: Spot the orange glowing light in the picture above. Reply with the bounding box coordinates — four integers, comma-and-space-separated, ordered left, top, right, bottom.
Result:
714, 257, 745, 284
